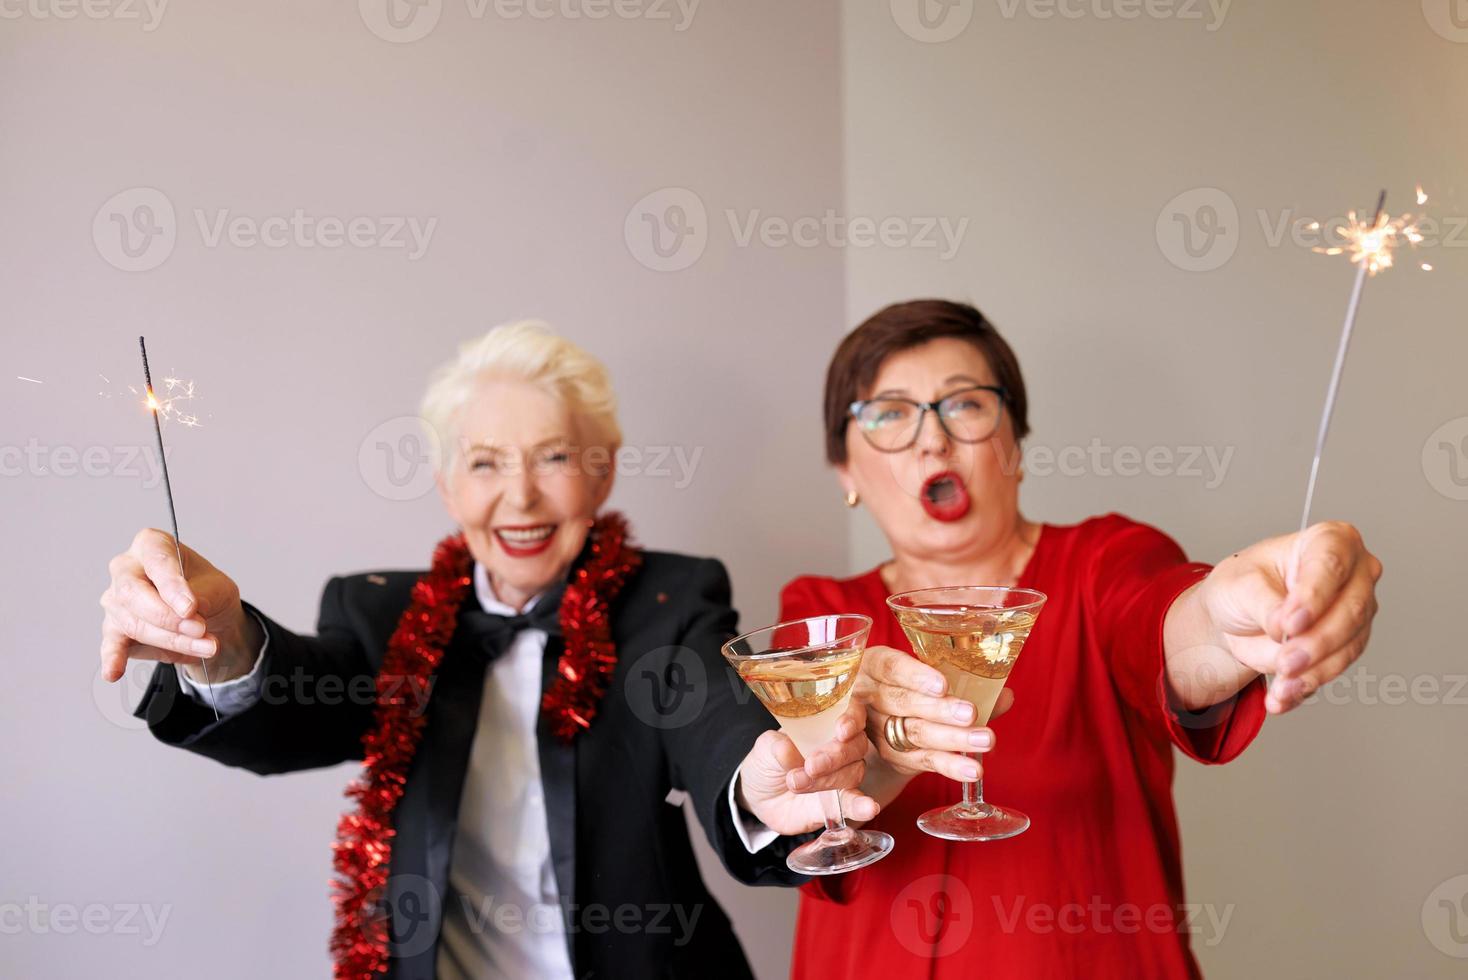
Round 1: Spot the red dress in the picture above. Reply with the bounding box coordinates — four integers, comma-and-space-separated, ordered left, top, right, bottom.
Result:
784, 514, 1265, 980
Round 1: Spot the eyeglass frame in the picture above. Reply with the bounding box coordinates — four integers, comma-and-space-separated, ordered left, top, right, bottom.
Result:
847, 384, 1010, 453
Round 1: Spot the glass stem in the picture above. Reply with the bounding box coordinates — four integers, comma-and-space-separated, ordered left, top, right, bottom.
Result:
962, 750, 984, 809
819, 788, 847, 834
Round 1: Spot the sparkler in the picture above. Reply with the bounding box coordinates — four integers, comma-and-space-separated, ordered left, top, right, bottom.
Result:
139, 337, 218, 719
1297, 189, 1425, 534
1274, 188, 1423, 695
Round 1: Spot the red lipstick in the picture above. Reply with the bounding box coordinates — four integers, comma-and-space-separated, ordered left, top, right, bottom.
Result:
919, 471, 971, 522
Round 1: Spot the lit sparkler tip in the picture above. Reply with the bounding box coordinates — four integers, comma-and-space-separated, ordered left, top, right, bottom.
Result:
1421, 262, 1433, 272
1416, 185, 1428, 206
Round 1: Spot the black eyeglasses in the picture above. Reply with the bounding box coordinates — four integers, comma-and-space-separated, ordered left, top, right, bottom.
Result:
848, 385, 1008, 453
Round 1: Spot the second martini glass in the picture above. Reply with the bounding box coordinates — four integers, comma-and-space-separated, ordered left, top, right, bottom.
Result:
722, 614, 894, 875
886, 586, 1046, 842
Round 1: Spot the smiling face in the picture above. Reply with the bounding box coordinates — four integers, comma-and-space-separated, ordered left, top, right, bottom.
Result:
838, 336, 1024, 565
436, 378, 613, 609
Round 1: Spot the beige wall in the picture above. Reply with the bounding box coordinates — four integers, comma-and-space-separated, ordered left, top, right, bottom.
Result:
843, 1, 1468, 976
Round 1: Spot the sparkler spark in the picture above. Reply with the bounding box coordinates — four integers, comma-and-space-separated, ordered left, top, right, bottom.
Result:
1311, 201, 1425, 275
138, 375, 203, 427
16, 376, 43, 384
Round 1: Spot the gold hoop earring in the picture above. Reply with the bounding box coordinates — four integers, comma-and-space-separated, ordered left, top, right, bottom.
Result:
844, 490, 859, 508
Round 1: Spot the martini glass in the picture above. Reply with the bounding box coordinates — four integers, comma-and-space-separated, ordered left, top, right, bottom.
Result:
886, 586, 1046, 842
722, 614, 894, 875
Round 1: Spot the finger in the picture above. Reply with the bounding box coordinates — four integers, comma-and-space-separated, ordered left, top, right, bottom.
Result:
871, 684, 977, 727
106, 567, 206, 639
131, 528, 196, 617
99, 623, 132, 683
99, 623, 201, 682
864, 645, 948, 697
871, 733, 981, 782
838, 787, 879, 823
800, 731, 871, 781
1274, 522, 1362, 638
899, 747, 981, 783
832, 701, 867, 742
900, 716, 998, 754
1268, 621, 1372, 713
760, 729, 805, 772
102, 594, 217, 659
1275, 568, 1378, 681
792, 758, 867, 795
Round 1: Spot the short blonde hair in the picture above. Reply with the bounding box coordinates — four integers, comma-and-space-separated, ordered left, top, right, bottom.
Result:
420, 319, 621, 473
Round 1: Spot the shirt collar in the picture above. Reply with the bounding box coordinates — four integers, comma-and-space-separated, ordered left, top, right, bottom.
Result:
472, 561, 546, 616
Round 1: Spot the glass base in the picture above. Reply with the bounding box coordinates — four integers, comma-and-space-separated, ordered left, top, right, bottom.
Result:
917, 801, 1030, 842
786, 827, 894, 875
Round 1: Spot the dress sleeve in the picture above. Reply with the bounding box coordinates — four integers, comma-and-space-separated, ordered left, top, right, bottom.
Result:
1084, 516, 1265, 765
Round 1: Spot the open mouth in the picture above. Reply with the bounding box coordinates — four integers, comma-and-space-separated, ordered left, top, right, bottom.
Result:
920, 471, 972, 523
493, 523, 558, 557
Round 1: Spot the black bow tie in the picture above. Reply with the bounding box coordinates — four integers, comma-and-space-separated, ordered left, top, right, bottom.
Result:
457, 588, 564, 665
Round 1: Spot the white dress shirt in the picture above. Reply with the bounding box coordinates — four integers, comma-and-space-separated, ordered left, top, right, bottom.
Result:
176, 567, 777, 974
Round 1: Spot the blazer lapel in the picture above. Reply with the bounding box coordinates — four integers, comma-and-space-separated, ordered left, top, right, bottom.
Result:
422, 627, 490, 902
536, 635, 579, 970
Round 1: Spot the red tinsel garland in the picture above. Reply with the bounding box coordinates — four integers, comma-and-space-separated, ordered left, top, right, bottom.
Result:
328, 512, 640, 979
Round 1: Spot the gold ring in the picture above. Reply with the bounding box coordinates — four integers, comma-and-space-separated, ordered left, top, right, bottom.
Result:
884, 714, 916, 753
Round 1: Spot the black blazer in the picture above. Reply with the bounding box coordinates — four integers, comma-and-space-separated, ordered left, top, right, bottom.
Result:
134, 550, 806, 979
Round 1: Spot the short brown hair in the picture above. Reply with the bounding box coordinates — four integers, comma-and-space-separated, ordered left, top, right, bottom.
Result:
823, 299, 1029, 465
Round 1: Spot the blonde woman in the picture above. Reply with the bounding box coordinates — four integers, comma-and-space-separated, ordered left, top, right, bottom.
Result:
99, 322, 873, 980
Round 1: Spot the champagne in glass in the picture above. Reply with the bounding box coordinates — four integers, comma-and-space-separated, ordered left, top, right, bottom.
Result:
887, 587, 1046, 842
723, 615, 894, 875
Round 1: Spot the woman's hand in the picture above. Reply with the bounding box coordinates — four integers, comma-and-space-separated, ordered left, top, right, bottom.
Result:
854, 645, 1014, 797
735, 703, 880, 835
99, 528, 261, 685
1169, 520, 1382, 715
